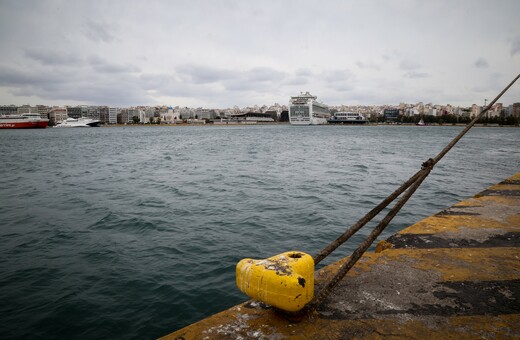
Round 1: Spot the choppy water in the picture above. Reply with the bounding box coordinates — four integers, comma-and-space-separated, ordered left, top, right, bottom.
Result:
0, 125, 518, 339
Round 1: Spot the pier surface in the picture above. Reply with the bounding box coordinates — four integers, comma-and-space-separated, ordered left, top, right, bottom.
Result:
161, 173, 520, 339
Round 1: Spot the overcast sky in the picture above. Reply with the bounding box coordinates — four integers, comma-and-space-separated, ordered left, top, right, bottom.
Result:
0, 0, 519, 108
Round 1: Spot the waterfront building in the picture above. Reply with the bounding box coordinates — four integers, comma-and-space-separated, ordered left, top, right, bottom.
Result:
144, 107, 155, 122
383, 108, 400, 121
87, 106, 101, 120
489, 103, 503, 118
117, 109, 130, 124
229, 111, 275, 122
172, 108, 181, 121
80, 105, 89, 118
108, 107, 118, 124
17, 105, 39, 115
194, 108, 215, 120
425, 108, 437, 116
0, 105, 18, 115
279, 110, 289, 122
180, 109, 195, 120
37, 105, 49, 119
66, 106, 82, 119
99, 106, 109, 124
49, 107, 68, 126
162, 107, 178, 123
404, 107, 420, 116
127, 108, 141, 123
471, 104, 481, 118
512, 103, 520, 118
157, 106, 168, 120
264, 110, 278, 121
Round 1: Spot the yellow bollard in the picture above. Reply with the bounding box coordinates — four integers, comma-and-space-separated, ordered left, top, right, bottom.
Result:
236, 251, 314, 312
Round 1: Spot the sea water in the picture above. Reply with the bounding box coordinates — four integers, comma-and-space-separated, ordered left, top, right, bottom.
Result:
0, 125, 518, 339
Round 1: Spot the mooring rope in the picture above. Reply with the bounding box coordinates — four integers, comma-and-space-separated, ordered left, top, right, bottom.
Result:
310, 73, 520, 307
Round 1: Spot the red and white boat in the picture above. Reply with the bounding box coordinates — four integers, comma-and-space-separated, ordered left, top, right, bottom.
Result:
0, 113, 49, 129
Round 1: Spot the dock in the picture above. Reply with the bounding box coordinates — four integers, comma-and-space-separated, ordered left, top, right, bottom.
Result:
161, 173, 520, 339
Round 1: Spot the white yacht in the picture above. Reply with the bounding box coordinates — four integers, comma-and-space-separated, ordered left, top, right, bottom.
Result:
55, 117, 100, 128
289, 92, 330, 125
328, 112, 368, 124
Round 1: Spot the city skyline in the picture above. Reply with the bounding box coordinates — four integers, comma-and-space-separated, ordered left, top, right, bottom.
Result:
0, 0, 519, 108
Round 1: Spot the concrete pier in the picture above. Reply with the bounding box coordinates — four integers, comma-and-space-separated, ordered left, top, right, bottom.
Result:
161, 173, 520, 339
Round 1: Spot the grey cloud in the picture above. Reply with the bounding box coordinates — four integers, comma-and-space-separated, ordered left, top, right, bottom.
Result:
295, 68, 313, 77
283, 69, 312, 86
1, 1, 519, 108
82, 20, 117, 43
471, 72, 502, 93
0, 64, 70, 86
13, 76, 149, 106
322, 69, 354, 83
140, 73, 176, 90
512, 37, 520, 56
0, 62, 147, 106
225, 80, 271, 92
474, 58, 488, 68
88, 55, 140, 73
0, 65, 40, 86
356, 61, 381, 70
176, 64, 237, 84
174, 65, 288, 92
404, 71, 430, 79
327, 83, 354, 92
322, 69, 355, 92
24, 49, 82, 66
282, 76, 309, 86
63, 82, 148, 106
471, 86, 487, 93
400, 60, 421, 70
244, 67, 287, 82
222, 67, 287, 92
139, 72, 225, 100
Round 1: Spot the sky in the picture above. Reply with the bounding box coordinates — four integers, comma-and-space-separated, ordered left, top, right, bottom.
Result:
0, 0, 519, 108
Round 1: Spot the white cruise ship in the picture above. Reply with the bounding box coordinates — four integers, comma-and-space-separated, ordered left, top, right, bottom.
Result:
289, 92, 330, 125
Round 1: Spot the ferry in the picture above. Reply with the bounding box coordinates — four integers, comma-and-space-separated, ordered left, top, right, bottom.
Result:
0, 113, 49, 129
289, 92, 330, 125
327, 111, 368, 124
55, 117, 100, 128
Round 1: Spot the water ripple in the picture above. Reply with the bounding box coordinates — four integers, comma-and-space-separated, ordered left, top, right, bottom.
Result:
0, 125, 518, 339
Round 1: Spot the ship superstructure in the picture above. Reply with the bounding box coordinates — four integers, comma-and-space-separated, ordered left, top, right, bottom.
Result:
289, 92, 330, 125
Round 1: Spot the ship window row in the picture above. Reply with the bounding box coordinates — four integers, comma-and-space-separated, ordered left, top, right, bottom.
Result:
290, 106, 310, 116
335, 112, 359, 117
312, 104, 330, 115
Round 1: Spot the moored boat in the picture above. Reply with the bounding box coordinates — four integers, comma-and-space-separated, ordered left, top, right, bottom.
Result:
289, 92, 330, 125
55, 117, 100, 128
327, 111, 368, 124
0, 113, 49, 129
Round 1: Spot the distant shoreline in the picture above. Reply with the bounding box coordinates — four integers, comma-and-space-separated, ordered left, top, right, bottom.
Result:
97, 122, 518, 128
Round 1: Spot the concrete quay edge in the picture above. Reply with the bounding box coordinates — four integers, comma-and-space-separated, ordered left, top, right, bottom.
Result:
161, 172, 520, 339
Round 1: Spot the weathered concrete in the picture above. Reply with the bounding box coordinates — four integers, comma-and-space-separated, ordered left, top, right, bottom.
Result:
161, 173, 520, 339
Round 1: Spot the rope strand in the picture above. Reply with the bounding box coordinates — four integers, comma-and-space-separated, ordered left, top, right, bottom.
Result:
310, 73, 520, 306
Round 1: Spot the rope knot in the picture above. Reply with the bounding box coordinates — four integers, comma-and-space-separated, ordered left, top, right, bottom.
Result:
421, 158, 435, 170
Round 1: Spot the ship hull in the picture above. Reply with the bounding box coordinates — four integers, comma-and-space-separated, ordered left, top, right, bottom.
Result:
0, 121, 48, 129
289, 116, 329, 125
327, 119, 368, 124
